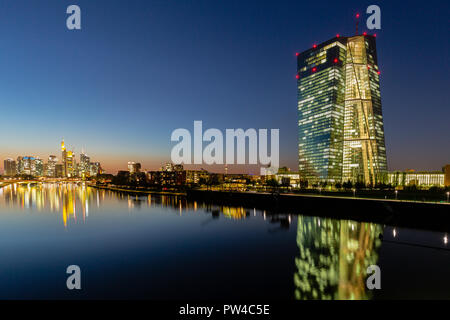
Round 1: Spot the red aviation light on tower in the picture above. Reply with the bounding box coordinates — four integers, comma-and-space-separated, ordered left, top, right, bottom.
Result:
363, 32, 367, 36
336, 34, 340, 38
377, 71, 381, 75
296, 74, 300, 80
355, 13, 360, 35
334, 58, 339, 63
313, 44, 317, 49
296, 52, 299, 56
312, 67, 317, 73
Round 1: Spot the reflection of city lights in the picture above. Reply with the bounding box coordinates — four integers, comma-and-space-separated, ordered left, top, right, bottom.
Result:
444, 235, 448, 245
222, 206, 247, 220
393, 229, 397, 238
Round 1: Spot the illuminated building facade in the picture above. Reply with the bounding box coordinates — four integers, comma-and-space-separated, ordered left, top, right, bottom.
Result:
185, 169, 210, 184
16, 156, 42, 176
55, 164, 64, 178
3, 158, 16, 176
34, 158, 43, 176
297, 37, 346, 184
388, 170, 445, 188
445, 165, 450, 187
61, 140, 67, 176
148, 170, 186, 186
90, 162, 101, 177
16, 156, 24, 174
79, 152, 91, 178
297, 34, 387, 186
61, 139, 76, 177
66, 151, 75, 177
162, 163, 183, 172
46, 155, 58, 177
342, 36, 387, 185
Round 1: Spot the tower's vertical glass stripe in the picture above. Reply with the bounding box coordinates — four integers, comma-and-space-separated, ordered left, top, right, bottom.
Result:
342, 35, 387, 185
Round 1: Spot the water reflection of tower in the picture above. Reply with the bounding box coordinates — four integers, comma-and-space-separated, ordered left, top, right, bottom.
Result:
294, 216, 382, 300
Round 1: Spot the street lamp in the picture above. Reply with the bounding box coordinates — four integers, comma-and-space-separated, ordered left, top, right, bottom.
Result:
395, 190, 398, 200
447, 192, 449, 203
353, 188, 356, 198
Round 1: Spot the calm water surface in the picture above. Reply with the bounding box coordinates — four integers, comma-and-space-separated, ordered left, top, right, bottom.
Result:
0, 183, 449, 300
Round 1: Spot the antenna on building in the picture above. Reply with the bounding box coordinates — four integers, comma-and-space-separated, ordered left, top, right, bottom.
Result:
355, 12, 360, 35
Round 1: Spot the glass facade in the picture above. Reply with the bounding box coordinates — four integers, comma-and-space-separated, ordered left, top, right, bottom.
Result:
297, 38, 347, 184
297, 35, 387, 185
342, 36, 387, 185
388, 171, 445, 187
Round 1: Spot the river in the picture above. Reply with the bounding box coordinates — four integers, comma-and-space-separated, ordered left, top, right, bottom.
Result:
0, 183, 448, 299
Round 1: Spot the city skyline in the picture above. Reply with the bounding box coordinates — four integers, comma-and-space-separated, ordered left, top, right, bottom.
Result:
0, 1, 448, 174
3, 139, 102, 178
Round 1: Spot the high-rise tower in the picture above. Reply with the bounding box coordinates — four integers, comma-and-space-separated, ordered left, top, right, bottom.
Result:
3, 158, 16, 176
61, 139, 67, 177
342, 35, 387, 185
297, 34, 387, 186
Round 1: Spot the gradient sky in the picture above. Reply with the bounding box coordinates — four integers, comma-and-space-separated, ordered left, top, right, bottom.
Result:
0, 0, 449, 174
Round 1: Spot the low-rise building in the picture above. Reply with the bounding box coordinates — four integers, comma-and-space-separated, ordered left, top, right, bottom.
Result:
388, 170, 445, 188
185, 170, 210, 184
148, 170, 186, 186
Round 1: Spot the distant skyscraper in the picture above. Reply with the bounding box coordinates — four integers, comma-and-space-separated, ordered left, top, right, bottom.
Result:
61, 139, 67, 176
66, 151, 75, 177
297, 34, 387, 185
61, 139, 76, 177
89, 162, 101, 177
3, 158, 16, 176
16, 156, 24, 175
46, 155, 58, 177
79, 152, 91, 178
21, 156, 34, 175
55, 164, 64, 178
34, 158, 43, 176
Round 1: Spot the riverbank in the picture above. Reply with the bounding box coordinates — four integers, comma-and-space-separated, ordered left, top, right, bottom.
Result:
90, 184, 186, 196
0, 182, 12, 189
187, 190, 450, 233
85, 184, 450, 232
